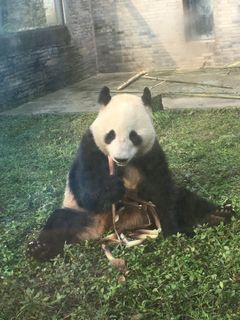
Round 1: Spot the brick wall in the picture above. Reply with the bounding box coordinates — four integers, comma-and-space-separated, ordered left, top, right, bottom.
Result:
1, 0, 46, 32
63, 0, 97, 75
0, 0, 97, 112
213, 0, 240, 65
91, 0, 240, 72
1, 0, 240, 111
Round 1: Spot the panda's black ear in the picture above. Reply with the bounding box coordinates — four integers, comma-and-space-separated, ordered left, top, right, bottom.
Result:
98, 86, 111, 106
142, 87, 152, 107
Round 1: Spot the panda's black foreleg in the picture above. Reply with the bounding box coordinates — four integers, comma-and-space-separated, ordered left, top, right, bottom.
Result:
175, 187, 234, 235
27, 208, 92, 262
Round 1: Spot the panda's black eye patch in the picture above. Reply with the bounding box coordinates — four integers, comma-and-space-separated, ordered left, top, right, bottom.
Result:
129, 130, 142, 146
104, 130, 116, 144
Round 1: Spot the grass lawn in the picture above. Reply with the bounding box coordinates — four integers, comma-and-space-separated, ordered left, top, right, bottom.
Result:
0, 109, 240, 320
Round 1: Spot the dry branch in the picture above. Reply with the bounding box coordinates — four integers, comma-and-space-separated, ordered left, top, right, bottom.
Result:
108, 90, 143, 94
117, 70, 147, 90
143, 75, 232, 89
164, 92, 240, 100
150, 80, 166, 90
225, 60, 240, 68
101, 244, 126, 272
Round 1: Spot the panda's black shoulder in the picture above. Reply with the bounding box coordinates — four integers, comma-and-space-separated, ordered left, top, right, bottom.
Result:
77, 129, 100, 155
70, 129, 104, 163
68, 128, 108, 205
69, 128, 107, 177
134, 138, 169, 173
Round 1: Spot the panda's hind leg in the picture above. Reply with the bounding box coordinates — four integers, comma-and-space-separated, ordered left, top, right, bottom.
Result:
27, 208, 88, 261
27, 208, 111, 262
176, 187, 235, 235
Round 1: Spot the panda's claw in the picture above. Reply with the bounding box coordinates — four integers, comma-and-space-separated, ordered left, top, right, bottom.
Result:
208, 202, 235, 226
27, 239, 61, 262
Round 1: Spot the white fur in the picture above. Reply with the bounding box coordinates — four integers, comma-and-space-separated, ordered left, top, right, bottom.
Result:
90, 93, 156, 163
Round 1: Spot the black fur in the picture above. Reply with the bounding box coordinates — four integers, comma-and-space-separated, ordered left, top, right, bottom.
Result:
132, 139, 179, 236
27, 208, 91, 261
104, 130, 116, 144
142, 87, 152, 107
69, 130, 125, 212
98, 86, 111, 106
129, 130, 142, 146
130, 141, 218, 236
175, 187, 217, 235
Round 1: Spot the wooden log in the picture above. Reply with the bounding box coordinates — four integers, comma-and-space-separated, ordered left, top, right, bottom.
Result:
117, 70, 147, 90
143, 75, 233, 89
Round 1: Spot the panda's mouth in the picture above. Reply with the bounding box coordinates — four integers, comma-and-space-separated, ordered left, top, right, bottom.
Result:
113, 158, 129, 167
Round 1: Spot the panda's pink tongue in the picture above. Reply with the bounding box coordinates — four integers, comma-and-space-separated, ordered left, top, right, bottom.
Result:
108, 156, 115, 175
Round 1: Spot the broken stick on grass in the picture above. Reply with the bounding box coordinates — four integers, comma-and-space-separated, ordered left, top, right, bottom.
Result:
101, 244, 126, 272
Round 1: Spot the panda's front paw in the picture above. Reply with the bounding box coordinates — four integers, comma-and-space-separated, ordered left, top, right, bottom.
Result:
27, 239, 63, 262
104, 175, 125, 204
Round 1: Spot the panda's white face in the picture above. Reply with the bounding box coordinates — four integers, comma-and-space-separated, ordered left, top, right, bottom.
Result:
91, 93, 156, 166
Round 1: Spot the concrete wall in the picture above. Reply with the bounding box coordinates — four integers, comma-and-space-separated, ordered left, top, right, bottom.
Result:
0, 0, 97, 112
91, 0, 240, 72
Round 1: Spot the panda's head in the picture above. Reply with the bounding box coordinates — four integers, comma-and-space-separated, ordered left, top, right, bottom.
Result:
90, 87, 156, 166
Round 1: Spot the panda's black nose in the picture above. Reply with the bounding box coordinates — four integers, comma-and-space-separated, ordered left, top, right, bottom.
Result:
114, 158, 128, 164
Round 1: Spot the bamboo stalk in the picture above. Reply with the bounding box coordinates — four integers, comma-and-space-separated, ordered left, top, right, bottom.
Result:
101, 244, 126, 271
143, 75, 233, 89
110, 90, 143, 94
164, 92, 240, 100
225, 60, 240, 68
150, 80, 166, 90
117, 70, 147, 90
108, 156, 121, 242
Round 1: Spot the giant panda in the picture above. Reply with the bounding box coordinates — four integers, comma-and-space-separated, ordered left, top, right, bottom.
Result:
27, 87, 234, 261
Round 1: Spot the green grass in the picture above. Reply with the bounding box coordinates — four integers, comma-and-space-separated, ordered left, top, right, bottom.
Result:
0, 109, 240, 320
